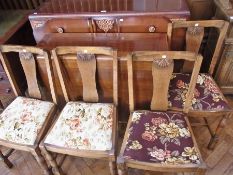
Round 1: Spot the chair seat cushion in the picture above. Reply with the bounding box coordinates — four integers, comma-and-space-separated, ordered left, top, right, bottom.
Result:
123, 111, 200, 164
45, 102, 114, 151
0, 97, 55, 145
169, 73, 231, 111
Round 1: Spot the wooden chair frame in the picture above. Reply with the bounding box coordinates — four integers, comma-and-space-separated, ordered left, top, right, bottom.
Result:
167, 20, 233, 149
117, 51, 206, 175
0, 45, 58, 174
39, 46, 118, 175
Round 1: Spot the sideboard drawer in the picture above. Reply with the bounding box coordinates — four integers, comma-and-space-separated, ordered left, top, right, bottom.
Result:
0, 81, 13, 96
119, 16, 169, 33
0, 72, 9, 82
44, 18, 91, 33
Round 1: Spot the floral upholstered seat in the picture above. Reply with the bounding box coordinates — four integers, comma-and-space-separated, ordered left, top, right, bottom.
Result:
169, 73, 231, 111
123, 111, 200, 164
0, 97, 55, 145
45, 102, 114, 151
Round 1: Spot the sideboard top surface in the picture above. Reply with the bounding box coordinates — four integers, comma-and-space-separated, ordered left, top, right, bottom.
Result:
32, 0, 190, 16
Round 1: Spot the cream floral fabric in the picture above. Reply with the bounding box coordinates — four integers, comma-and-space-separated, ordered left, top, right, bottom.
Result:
45, 102, 114, 151
0, 97, 55, 145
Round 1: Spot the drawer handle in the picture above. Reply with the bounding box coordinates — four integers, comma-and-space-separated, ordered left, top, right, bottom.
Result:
0, 76, 3, 81
57, 27, 64, 33
5, 88, 11, 94
149, 26, 156, 33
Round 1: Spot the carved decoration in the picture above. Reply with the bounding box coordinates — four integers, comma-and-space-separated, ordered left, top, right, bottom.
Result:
19, 52, 33, 60
219, 0, 232, 10
30, 20, 45, 29
153, 56, 173, 68
187, 26, 203, 35
95, 19, 114, 33
77, 52, 96, 61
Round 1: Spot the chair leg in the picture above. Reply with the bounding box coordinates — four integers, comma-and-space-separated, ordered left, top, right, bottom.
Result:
0, 149, 13, 168
208, 114, 229, 150
109, 160, 117, 175
196, 168, 206, 175
117, 156, 127, 175
31, 148, 52, 175
40, 146, 63, 175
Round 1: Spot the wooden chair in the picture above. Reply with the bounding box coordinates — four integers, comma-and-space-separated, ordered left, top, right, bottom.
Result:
117, 51, 206, 175
167, 20, 233, 149
39, 46, 118, 175
0, 45, 57, 175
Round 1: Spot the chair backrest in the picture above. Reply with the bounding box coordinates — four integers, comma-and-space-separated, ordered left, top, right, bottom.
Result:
127, 51, 202, 113
52, 46, 118, 105
167, 20, 229, 75
0, 45, 57, 104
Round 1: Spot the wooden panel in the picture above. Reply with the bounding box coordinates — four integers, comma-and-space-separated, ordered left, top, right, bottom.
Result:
213, 0, 233, 94
35, 0, 190, 13
0, 0, 45, 9
187, 0, 214, 20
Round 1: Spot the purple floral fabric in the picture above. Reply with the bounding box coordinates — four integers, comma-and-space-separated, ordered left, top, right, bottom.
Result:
169, 73, 231, 111
123, 111, 200, 164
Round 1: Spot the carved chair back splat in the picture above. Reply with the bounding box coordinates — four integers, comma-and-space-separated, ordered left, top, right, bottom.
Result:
0, 45, 57, 104
0, 45, 57, 175
40, 46, 118, 175
167, 20, 229, 74
127, 51, 202, 113
51, 46, 118, 105
117, 51, 206, 175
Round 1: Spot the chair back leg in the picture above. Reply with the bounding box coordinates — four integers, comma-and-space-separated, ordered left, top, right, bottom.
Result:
31, 148, 52, 175
0, 149, 13, 168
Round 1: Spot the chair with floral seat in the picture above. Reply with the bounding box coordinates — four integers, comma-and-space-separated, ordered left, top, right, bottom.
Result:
0, 45, 58, 174
39, 46, 118, 175
117, 51, 206, 175
167, 20, 233, 149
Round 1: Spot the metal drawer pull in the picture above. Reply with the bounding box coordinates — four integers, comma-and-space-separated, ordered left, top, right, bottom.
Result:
149, 25, 156, 33
57, 27, 64, 33
5, 88, 11, 94
0, 76, 3, 80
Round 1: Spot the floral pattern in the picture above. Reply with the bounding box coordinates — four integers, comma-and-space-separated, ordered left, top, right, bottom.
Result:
169, 73, 231, 111
123, 111, 200, 164
45, 102, 114, 151
0, 97, 55, 145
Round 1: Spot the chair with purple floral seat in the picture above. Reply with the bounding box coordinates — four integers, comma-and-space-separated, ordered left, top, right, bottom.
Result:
0, 45, 58, 174
167, 20, 233, 150
117, 51, 206, 175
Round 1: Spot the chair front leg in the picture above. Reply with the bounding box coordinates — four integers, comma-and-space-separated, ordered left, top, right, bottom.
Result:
109, 160, 117, 175
117, 156, 128, 175
208, 114, 230, 150
31, 147, 52, 175
0, 149, 13, 168
40, 145, 63, 175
